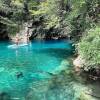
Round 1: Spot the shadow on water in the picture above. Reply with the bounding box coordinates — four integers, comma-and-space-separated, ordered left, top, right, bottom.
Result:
37, 48, 73, 59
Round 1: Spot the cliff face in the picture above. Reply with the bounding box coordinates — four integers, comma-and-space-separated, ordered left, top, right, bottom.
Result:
0, 0, 70, 41
30, 19, 69, 40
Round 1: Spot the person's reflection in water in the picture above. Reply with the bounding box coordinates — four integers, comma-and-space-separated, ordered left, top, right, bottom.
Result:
25, 41, 32, 52
15, 49, 18, 57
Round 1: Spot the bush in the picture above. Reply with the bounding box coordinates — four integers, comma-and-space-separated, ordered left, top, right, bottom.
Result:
77, 27, 100, 70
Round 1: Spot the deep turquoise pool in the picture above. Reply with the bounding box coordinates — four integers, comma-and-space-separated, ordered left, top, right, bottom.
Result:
0, 40, 74, 100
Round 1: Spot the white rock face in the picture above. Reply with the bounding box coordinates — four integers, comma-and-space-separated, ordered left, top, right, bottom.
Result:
9, 21, 33, 43
73, 56, 84, 68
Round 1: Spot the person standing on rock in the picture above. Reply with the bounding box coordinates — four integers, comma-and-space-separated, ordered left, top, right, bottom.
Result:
15, 34, 20, 45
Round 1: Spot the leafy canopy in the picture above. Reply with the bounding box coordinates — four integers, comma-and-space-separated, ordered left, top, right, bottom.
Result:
78, 27, 100, 70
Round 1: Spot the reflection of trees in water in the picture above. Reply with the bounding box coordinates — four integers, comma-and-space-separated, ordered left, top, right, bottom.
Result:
26, 69, 75, 100
38, 48, 73, 59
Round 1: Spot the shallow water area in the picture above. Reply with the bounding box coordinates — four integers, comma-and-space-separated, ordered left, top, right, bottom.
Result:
0, 40, 75, 100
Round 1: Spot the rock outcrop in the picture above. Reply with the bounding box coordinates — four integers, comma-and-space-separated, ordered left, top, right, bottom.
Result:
73, 56, 84, 73
10, 21, 33, 43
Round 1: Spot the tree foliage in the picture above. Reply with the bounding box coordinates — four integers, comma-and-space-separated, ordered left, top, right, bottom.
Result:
0, 0, 30, 35
77, 27, 100, 70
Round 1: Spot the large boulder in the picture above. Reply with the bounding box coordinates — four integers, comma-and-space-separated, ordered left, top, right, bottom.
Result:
73, 56, 84, 73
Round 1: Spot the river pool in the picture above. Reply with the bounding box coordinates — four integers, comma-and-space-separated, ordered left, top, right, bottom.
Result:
0, 40, 78, 100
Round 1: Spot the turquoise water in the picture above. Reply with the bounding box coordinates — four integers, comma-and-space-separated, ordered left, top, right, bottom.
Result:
0, 40, 74, 100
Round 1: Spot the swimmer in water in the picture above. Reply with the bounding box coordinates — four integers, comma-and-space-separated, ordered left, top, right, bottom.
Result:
16, 72, 23, 79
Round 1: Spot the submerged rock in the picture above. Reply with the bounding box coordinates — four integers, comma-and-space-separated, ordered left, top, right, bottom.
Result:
0, 92, 11, 100
52, 60, 70, 74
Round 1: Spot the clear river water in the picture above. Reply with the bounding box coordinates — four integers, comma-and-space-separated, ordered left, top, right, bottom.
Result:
0, 40, 80, 100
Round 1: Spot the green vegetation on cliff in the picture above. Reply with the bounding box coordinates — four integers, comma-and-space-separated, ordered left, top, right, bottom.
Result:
78, 27, 100, 70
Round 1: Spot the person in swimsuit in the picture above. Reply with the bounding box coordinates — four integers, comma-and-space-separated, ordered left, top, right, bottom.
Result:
16, 72, 23, 79
15, 34, 20, 45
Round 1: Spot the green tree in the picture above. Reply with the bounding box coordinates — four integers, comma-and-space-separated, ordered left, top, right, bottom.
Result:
77, 27, 100, 70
